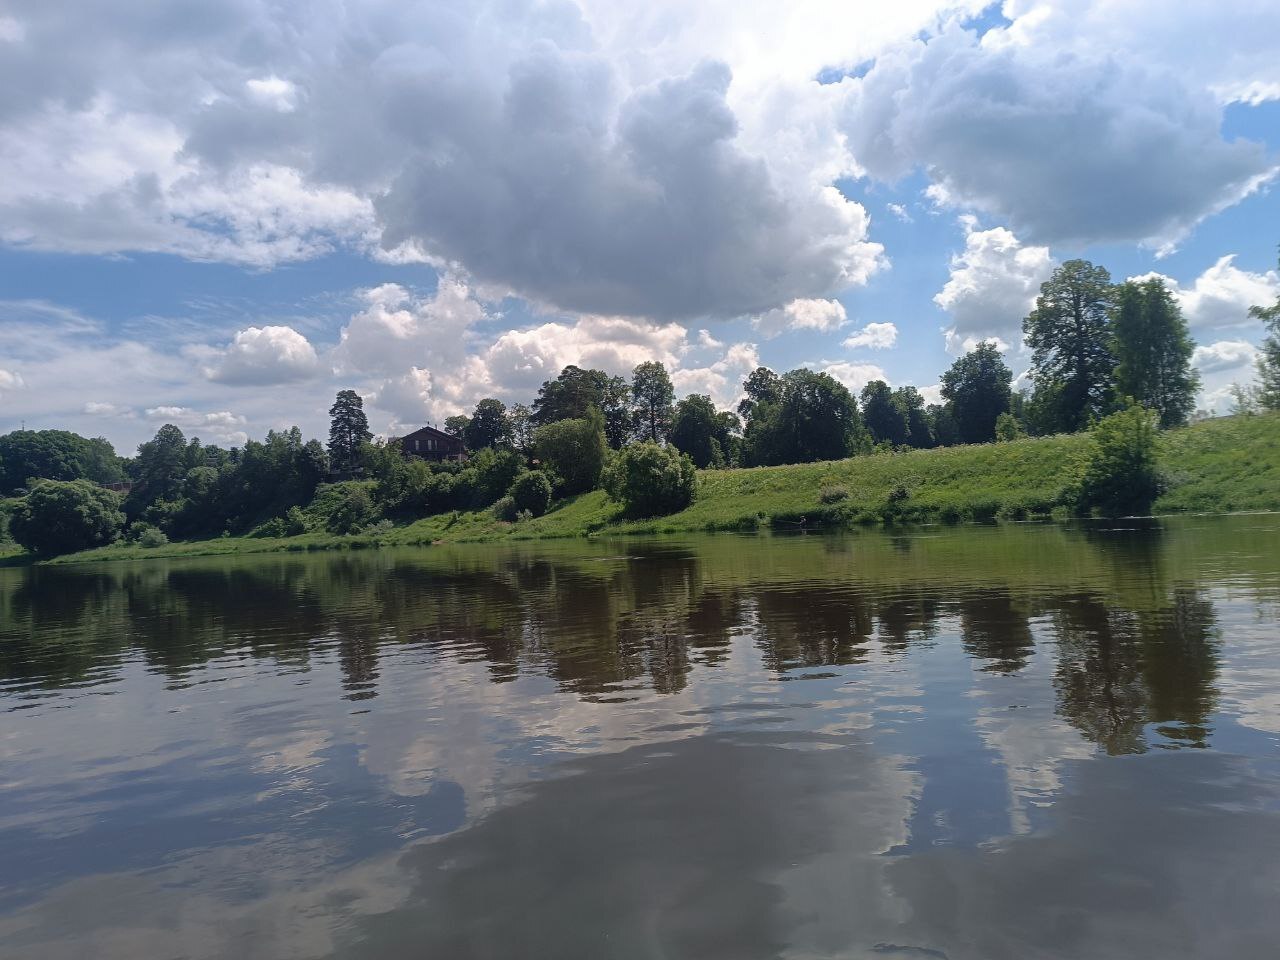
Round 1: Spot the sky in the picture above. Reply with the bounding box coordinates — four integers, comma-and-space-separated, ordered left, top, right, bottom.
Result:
1, 0, 1278, 453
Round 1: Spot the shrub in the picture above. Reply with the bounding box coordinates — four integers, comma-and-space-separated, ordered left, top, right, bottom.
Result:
251, 516, 288, 538
1077, 403, 1166, 516
139, 526, 169, 548
818, 484, 850, 504
492, 495, 518, 522
602, 442, 697, 517
470, 448, 525, 508
532, 411, 608, 495
326, 484, 378, 534
994, 412, 1025, 442
509, 470, 552, 517
284, 505, 307, 536
9, 480, 125, 556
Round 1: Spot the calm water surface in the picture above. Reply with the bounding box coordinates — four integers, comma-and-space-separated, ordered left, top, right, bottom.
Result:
2, 516, 1280, 959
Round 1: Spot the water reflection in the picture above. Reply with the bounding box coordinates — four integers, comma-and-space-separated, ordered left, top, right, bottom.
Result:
1, 516, 1278, 959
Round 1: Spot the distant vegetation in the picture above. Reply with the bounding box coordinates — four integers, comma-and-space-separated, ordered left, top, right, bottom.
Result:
3, 252, 1279, 559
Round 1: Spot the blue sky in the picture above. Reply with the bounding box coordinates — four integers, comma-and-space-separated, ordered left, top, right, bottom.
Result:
1, 1, 1278, 453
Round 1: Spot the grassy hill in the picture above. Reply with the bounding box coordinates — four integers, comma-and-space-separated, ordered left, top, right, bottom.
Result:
14, 411, 1280, 565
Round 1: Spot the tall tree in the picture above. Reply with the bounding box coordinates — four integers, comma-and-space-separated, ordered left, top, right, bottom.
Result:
530, 365, 630, 448
1023, 259, 1116, 432
328, 390, 372, 472
893, 387, 934, 448
940, 342, 1013, 444
860, 380, 909, 446
0, 430, 124, 494
444, 415, 470, 438
463, 398, 512, 450
669, 395, 741, 468
744, 369, 864, 466
1249, 252, 1280, 410
1111, 278, 1199, 428
132, 424, 190, 504
737, 367, 782, 423
507, 403, 535, 454
927, 404, 962, 446
631, 361, 675, 443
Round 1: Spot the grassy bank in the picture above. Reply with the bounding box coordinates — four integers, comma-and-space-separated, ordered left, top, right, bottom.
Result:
13, 411, 1280, 565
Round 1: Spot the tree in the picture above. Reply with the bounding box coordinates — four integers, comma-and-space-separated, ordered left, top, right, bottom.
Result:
860, 380, 909, 446
603, 442, 697, 517
631, 361, 675, 443
328, 390, 372, 472
463, 399, 512, 450
744, 369, 864, 466
893, 387, 934, 448
1023, 260, 1116, 432
509, 470, 552, 517
1111, 278, 1199, 428
927, 404, 961, 446
1249, 253, 1280, 410
940, 342, 1013, 443
670, 395, 740, 468
738, 367, 782, 422
444, 415, 470, 438
531, 366, 630, 448
532, 409, 608, 495
0, 430, 124, 494
131, 424, 190, 505
994, 412, 1025, 442
10, 480, 125, 555
508, 403, 535, 454
1077, 403, 1165, 516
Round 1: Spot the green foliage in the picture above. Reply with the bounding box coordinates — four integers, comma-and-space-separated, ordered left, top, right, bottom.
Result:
0, 429, 125, 494
927, 404, 961, 446
941, 342, 1014, 444
531, 365, 631, 448
10, 480, 125, 555
532, 410, 608, 495
669, 394, 740, 468
463, 398, 513, 450
602, 442, 697, 517
744, 369, 865, 466
818, 484, 850, 504
328, 389, 372, 472
1111, 278, 1199, 428
139, 526, 170, 548
313, 482, 379, 534
995, 412, 1025, 442
737, 367, 783, 423
492, 496, 518, 522
631, 360, 675, 443
1023, 259, 1116, 432
861, 380, 909, 446
1077, 404, 1166, 516
509, 469, 552, 517
469, 447, 525, 506
1249, 257, 1280, 410
894, 386, 934, 449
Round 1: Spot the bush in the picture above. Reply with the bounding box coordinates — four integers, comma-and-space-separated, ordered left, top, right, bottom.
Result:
470, 448, 525, 508
995, 412, 1025, 442
284, 505, 307, 536
532, 411, 608, 496
1077, 403, 1166, 516
509, 470, 552, 517
9, 480, 125, 556
492, 495, 518, 521
818, 484, 850, 504
602, 442, 697, 517
139, 526, 169, 548
326, 484, 378, 534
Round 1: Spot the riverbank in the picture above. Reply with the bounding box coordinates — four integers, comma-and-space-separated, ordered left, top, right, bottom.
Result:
13, 411, 1280, 565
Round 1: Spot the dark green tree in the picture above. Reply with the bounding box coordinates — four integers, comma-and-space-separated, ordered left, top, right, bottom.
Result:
0, 430, 124, 493
1077, 402, 1165, 516
328, 390, 372, 472
463, 399, 513, 450
509, 470, 552, 517
444, 415, 470, 438
10, 480, 125, 555
631, 361, 675, 443
737, 367, 782, 422
927, 404, 962, 446
669, 395, 740, 468
603, 442, 697, 517
1111, 278, 1199, 428
860, 380, 909, 446
131, 424, 190, 505
744, 369, 864, 466
1023, 260, 1116, 432
532, 408, 608, 495
892, 387, 934, 448
940, 342, 1013, 443
531, 366, 630, 448
1248, 253, 1280, 410
507, 403, 535, 454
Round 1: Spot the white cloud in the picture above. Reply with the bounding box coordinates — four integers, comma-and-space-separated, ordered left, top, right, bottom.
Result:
671, 341, 761, 410
245, 76, 299, 113
813, 361, 890, 394
1193, 339, 1258, 375
934, 219, 1055, 353
1130, 256, 1280, 331
842, 322, 898, 350
754, 298, 848, 338
143, 406, 249, 445
202, 325, 320, 385
0, 368, 23, 394
842, 18, 1277, 249
886, 202, 913, 223
83, 401, 133, 418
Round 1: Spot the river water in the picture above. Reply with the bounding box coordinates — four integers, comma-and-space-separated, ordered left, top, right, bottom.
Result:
2, 516, 1279, 959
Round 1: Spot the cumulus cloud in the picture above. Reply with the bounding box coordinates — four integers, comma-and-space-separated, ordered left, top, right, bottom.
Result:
83, 401, 133, 418
1130, 255, 1280, 331
202, 325, 320, 385
842, 322, 898, 350
670, 341, 761, 410
1193, 339, 1258, 375
842, 19, 1277, 248
814, 361, 890, 393
754, 298, 849, 338
933, 219, 1055, 352
0, 368, 23, 394
143, 406, 249, 444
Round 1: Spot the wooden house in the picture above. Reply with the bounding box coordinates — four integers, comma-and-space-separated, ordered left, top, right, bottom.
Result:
396, 424, 467, 463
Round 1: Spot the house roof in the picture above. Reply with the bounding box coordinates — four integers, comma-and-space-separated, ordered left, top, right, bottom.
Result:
398, 424, 464, 444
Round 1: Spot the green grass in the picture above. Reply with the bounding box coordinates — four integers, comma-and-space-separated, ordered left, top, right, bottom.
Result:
19, 412, 1280, 564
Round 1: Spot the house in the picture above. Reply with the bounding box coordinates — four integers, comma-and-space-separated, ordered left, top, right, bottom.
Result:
396, 424, 467, 463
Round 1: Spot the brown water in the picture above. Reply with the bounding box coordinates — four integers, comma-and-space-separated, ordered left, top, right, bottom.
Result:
2, 516, 1279, 959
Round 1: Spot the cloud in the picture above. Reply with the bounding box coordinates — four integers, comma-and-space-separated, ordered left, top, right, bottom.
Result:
933, 219, 1055, 352
754, 298, 848, 338
842, 322, 898, 350
670, 341, 761, 409
142, 406, 249, 444
842, 20, 1277, 248
1130, 256, 1280, 331
202, 325, 320, 385
83, 401, 133, 418
0, 368, 23, 394
1192, 339, 1258, 375
813, 361, 890, 394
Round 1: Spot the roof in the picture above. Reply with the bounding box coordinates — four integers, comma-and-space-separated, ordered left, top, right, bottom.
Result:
398, 424, 464, 444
